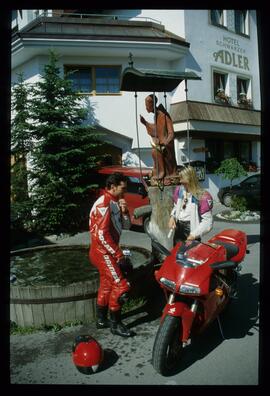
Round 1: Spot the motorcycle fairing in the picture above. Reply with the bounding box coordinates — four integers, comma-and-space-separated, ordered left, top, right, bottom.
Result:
156, 242, 227, 296
208, 229, 247, 263
161, 302, 196, 342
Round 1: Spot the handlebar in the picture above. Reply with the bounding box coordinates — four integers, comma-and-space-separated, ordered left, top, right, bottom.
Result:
151, 239, 171, 257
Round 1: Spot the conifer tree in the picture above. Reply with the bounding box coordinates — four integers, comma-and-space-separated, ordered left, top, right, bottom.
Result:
29, 51, 104, 234
11, 73, 33, 231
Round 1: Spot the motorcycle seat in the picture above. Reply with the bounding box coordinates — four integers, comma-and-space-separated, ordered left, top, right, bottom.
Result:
213, 241, 239, 260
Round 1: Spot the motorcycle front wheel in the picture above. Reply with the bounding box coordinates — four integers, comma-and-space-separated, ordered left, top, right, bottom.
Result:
152, 315, 183, 376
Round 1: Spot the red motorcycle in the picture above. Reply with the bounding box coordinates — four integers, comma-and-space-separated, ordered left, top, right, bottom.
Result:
151, 228, 248, 375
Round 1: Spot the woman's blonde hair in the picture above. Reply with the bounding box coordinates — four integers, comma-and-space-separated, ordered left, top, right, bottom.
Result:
178, 166, 204, 199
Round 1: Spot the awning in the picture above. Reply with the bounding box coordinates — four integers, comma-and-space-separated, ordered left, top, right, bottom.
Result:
120, 67, 201, 92
170, 101, 261, 126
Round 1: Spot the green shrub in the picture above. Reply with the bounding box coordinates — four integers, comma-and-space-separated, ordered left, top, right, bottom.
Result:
231, 195, 248, 212
215, 158, 247, 188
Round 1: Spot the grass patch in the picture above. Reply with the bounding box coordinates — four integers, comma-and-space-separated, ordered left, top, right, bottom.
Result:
121, 296, 147, 314
10, 319, 83, 335
10, 297, 147, 335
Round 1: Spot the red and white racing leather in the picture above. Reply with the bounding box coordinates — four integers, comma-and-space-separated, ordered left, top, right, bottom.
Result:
89, 190, 131, 311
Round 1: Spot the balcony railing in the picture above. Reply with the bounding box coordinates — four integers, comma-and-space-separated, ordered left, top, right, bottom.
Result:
32, 10, 162, 25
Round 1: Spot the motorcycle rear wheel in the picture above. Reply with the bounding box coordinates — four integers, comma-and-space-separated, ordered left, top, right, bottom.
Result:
152, 315, 183, 375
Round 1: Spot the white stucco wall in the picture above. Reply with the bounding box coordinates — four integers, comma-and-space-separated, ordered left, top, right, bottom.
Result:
13, 9, 260, 138
12, 9, 261, 199
11, 57, 41, 85
182, 10, 260, 109
136, 9, 185, 38
104, 9, 185, 38
13, 9, 260, 112
57, 55, 175, 149
175, 138, 206, 164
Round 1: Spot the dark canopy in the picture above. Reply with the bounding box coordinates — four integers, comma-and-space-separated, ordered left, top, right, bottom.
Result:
120, 67, 201, 92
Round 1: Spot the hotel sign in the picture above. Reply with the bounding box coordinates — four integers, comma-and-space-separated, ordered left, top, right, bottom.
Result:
213, 36, 249, 70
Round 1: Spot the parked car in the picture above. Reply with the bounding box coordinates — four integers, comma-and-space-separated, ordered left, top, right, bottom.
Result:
217, 173, 260, 208
89, 165, 152, 229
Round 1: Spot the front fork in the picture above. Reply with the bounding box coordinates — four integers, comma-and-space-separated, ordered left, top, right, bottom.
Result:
162, 291, 199, 347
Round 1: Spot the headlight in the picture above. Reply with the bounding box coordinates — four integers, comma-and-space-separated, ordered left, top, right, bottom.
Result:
159, 277, 176, 291
180, 284, 200, 294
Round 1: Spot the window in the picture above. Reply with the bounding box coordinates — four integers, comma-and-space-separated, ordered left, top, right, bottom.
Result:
95, 67, 120, 93
205, 139, 252, 172
12, 10, 18, 31
65, 65, 121, 94
241, 175, 260, 186
205, 140, 223, 172
126, 177, 146, 195
12, 10, 17, 21
235, 10, 249, 36
237, 77, 248, 97
67, 68, 92, 93
224, 141, 235, 159
213, 71, 229, 104
214, 72, 226, 93
239, 141, 251, 163
210, 10, 225, 27
237, 77, 252, 107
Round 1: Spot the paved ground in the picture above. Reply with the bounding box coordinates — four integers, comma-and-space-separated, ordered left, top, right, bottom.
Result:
9, 202, 261, 385
43, 202, 229, 249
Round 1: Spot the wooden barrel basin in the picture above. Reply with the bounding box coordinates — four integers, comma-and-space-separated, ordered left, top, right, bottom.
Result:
10, 244, 152, 328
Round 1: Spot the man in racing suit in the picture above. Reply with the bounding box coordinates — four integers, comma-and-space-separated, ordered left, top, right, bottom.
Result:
89, 172, 134, 337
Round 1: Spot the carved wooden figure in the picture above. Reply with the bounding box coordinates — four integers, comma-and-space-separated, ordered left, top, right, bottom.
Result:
140, 95, 177, 182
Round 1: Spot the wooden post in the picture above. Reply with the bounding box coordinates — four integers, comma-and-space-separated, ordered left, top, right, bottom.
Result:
148, 185, 175, 251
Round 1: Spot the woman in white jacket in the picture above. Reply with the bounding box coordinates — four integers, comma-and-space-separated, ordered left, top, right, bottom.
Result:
168, 166, 214, 245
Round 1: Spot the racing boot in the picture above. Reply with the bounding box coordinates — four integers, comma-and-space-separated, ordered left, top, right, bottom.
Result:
96, 304, 110, 329
109, 310, 135, 337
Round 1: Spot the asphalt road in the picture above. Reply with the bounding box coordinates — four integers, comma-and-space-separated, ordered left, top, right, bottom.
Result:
10, 206, 261, 385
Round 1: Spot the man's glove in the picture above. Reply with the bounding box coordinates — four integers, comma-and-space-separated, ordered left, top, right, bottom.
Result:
117, 256, 133, 276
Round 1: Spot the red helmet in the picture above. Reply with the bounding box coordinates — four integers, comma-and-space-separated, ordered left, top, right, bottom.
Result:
72, 335, 103, 374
